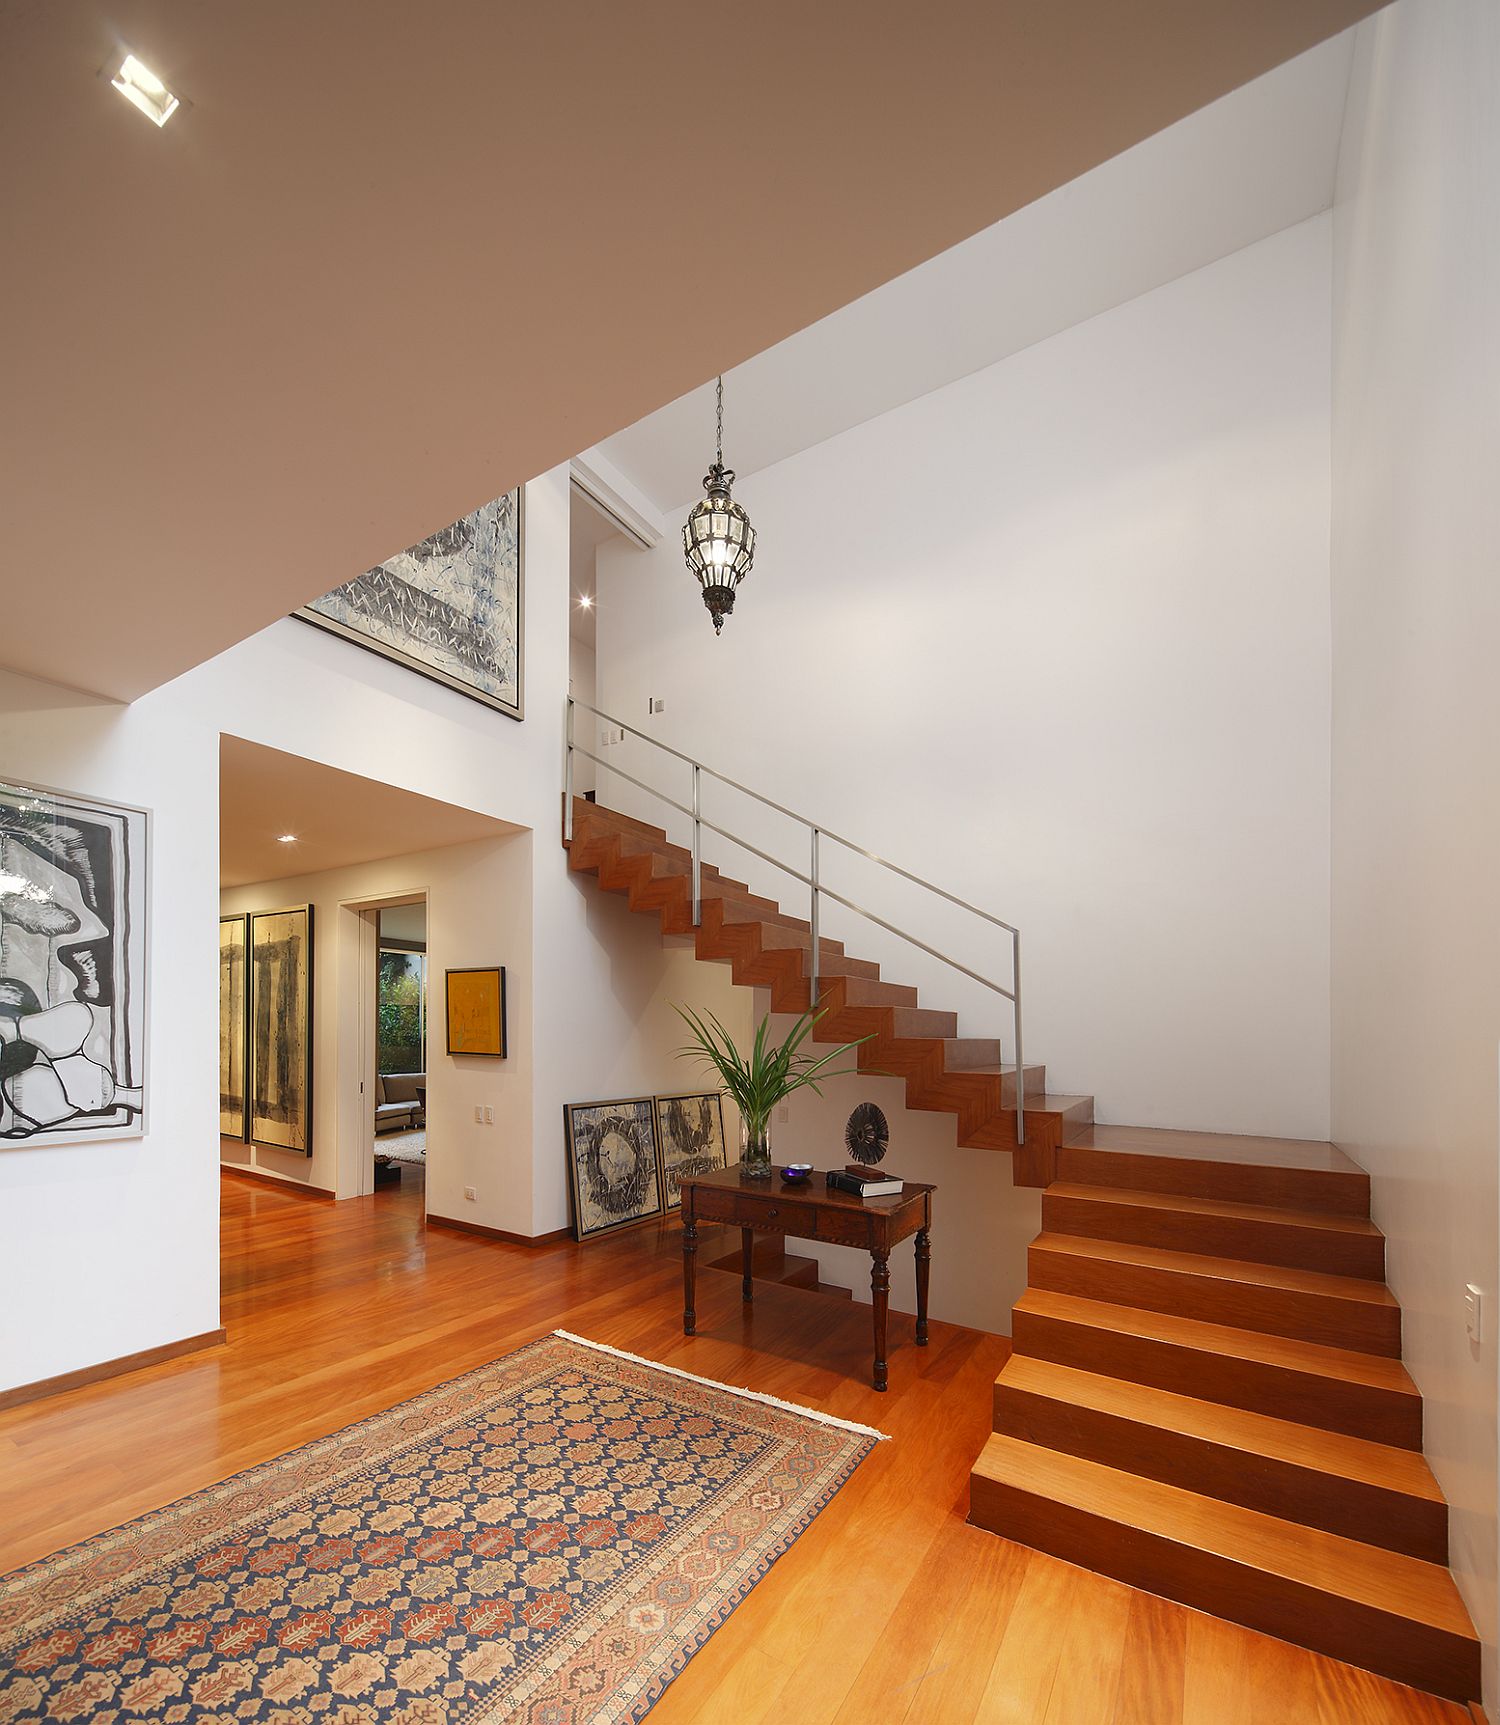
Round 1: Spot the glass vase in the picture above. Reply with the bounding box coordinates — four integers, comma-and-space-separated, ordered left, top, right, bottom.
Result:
740, 1114, 773, 1179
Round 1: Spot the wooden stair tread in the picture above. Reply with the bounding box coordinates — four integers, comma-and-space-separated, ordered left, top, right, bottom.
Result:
1026, 1093, 1093, 1117
1046, 1182, 1382, 1237
1031, 1230, 1397, 1307
1065, 1123, 1363, 1177
1014, 1289, 1418, 1393
971, 1433, 1474, 1637
994, 1356, 1443, 1501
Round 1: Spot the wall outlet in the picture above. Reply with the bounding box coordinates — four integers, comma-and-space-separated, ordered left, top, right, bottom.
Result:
1465, 1283, 1483, 1345
484, 1106, 494, 1125
464, 1185, 477, 1203
473, 1105, 483, 1124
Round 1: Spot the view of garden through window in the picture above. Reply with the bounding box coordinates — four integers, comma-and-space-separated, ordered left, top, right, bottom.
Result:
377, 949, 426, 1074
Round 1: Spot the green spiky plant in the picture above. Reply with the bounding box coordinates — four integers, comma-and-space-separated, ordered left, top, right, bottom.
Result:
673, 1004, 872, 1177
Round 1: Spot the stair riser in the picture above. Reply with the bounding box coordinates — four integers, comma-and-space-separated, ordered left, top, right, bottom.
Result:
992, 1381, 1447, 1563
1057, 1147, 1369, 1218
1041, 1194, 1386, 1279
1012, 1309, 1422, 1448
966, 1476, 1478, 1704
1028, 1247, 1401, 1358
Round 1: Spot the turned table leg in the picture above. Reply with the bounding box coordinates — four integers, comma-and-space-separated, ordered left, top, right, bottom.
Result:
871, 1248, 891, 1392
682, 1218, 697, 1336
915, 1227, 930, 1346
741, 1226, 754, 1301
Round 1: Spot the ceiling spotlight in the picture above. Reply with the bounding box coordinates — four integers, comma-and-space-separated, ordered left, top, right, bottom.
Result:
277, 834, 298, 844
110, 53, 180, 128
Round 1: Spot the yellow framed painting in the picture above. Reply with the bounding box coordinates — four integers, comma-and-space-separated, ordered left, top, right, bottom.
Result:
445, 966, 507, 1058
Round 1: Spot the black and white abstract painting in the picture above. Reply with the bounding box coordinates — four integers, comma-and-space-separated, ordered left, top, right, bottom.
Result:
654, 1092, 728, 1210
219, 914, 248, 1140
564, 1097, 663, 1241
0, 781, 148, 1146
297, 491, 523, 719
250, 905, 313, 1154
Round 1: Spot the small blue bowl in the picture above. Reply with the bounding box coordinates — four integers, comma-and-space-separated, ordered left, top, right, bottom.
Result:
779, 1164, 813, 1186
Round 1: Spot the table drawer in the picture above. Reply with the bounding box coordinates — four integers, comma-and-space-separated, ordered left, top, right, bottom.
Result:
687, 1187, 819, 1234
816, 1208, 876, 1248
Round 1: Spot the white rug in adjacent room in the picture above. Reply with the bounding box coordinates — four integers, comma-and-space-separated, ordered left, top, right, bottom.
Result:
377, 1129, 425, 1166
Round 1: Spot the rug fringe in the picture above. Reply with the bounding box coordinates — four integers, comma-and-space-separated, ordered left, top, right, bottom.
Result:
550, 1330, 891, 1441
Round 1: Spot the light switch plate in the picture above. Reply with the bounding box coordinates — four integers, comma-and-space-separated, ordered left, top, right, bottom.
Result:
473, 1105, 483, 1124
484, 1106, 494, 1125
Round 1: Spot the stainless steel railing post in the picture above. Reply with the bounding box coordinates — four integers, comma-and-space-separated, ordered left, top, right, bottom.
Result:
810, 827, 821, 1007
1012, 929, 1025, 1146
700, 765, 710, 931
563, 697, 575, 841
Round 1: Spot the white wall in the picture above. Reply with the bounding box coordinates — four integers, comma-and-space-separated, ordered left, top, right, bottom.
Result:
0, 674, 221, 1391
1330, 2, 1500, 1707
597, 218, 1334, 1139
1, 462, 747, 1390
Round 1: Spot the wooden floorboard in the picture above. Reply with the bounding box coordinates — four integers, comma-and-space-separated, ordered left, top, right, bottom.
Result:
0, 1165, 1473, 1725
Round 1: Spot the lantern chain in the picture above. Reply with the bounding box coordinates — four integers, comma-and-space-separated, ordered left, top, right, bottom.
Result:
715, 375, 723, 470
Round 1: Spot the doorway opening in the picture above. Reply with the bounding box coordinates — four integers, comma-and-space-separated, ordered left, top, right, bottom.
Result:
372, 900, 427, 1196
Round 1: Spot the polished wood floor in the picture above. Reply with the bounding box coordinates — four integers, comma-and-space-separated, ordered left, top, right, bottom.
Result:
0, 1171, 1470, 1724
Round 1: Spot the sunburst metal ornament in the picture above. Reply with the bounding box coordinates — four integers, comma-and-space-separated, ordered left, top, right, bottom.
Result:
844, 1102, 890, 1166
682, 375, 756, 634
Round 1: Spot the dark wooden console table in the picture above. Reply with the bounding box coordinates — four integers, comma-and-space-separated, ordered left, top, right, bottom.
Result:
678, 1166, 934, 1391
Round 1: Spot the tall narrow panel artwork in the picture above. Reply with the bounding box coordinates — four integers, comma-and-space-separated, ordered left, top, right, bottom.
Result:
297, 492, 523, 720
564, 1097, 663, 1241
654, 1092, 728, 1210
219, 914, 248, 1140
249, 906, 313, 1154
0, 781, 147, 1146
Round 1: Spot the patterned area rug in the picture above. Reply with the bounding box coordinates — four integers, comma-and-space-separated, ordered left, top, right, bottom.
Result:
375, 1130, 425, 1167
0, 1332, 882, 1724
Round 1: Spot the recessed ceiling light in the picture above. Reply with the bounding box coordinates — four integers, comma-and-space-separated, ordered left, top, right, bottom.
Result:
110, 53, 180, 128
578, 594, 593, 609
277, 833, 298, 844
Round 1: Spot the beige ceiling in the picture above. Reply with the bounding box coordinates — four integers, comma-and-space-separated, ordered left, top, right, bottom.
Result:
4, 1, 1379, 703
219, 735, 515, 888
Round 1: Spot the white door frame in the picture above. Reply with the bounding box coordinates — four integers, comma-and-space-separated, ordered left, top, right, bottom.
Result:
334, 888, 427, 1200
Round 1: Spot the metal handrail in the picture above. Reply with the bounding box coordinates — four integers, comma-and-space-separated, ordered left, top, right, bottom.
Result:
565, 696, 1026, 1141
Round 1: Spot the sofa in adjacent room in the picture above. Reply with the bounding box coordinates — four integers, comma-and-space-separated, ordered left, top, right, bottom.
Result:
376, 1072, 426, 1134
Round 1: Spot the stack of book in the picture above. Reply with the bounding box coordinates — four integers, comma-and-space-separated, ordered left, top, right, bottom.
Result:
825, 1165, 905, 1198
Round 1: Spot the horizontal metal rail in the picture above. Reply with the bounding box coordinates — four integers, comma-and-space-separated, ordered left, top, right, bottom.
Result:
570, 699, 1017, 933
565, 696, 1027, 1140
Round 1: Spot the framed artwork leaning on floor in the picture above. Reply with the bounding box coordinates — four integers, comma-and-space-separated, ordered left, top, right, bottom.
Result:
654, 1091, 728, 1210
564, 1097, 664, 1241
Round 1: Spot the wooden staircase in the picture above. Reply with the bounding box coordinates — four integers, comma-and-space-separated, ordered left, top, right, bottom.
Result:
563, 797, 1480, 1705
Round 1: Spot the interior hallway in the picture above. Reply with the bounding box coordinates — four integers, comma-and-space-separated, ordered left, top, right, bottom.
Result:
0, 1174, 1472, 1725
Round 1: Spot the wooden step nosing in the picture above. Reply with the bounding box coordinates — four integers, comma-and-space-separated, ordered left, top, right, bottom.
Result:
1045, 1183, 1383, 1237
1031, 1232, 1398, 1307
969, 1449, 1478, 1701
971, 1436, 1473, 1635
992, 1365, 1448, 1562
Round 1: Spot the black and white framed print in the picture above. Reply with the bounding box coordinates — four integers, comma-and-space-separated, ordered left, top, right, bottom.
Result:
653, 1091, 728, 1210
0, 780, 148, 1146
249, 905, 314, 1154
563, 1096, 663, 1241
219, 913, 249, 1141
297, 491, 524, 720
